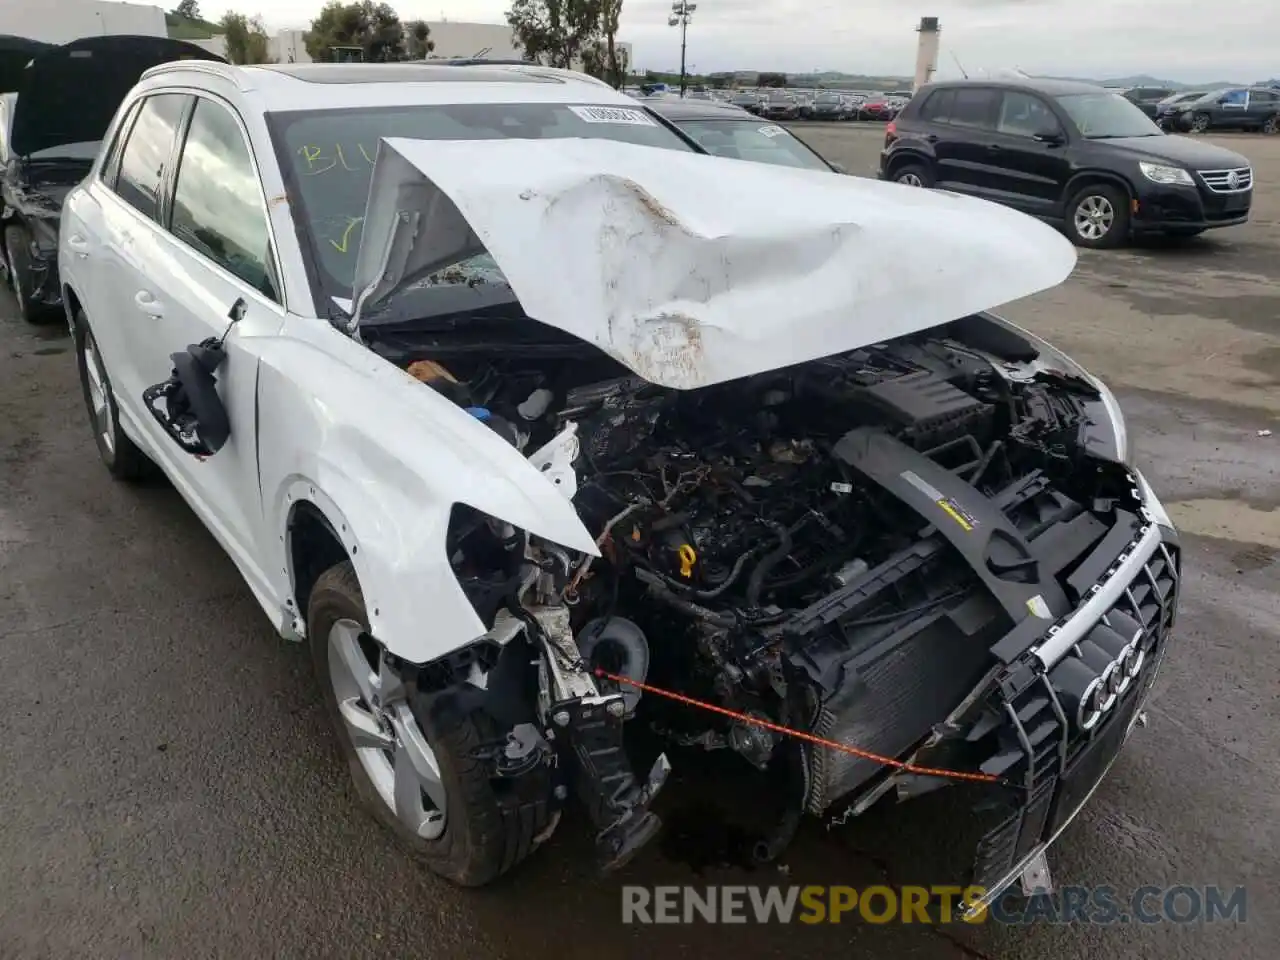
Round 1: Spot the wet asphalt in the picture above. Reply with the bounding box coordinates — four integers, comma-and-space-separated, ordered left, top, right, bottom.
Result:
0, 127, 1277, 959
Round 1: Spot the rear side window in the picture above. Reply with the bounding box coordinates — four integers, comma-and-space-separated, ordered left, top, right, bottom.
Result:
996, 91, 1060, 137
114, 94, 191, 222
1252, 90, 1278, 104
170, 98, 278, 301
920, 87, 997, 128
1222, 89, 1247, 106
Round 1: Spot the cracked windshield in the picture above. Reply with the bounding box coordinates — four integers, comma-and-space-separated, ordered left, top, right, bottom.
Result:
272, 101, 692, 308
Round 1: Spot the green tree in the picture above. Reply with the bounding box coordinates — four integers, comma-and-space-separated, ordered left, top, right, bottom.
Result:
220, 12, 272, 64
405, 19, 435, 59
758, 72, 787, 88
598, 0, 623, 87
173, 0, 201, 19
506, 0, 602, 70
305, 0, 405, 63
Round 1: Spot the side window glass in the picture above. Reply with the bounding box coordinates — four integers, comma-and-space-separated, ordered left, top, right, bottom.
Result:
171, 98, 277, 302
996, 92, 1059, 137
949, 88, 997, 129
100, 100, 142, 189
1221, 89, 1247, 107
920, 89, 954, 122
115, 94, 190, 221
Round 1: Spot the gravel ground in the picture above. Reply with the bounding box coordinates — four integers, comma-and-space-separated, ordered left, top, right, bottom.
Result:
0, 126, 1276, 959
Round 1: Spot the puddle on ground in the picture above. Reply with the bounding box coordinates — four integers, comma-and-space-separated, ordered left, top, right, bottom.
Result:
1166, 498, 1280, 549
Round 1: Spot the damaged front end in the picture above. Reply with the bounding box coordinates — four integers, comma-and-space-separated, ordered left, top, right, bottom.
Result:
359, 315, 1178, 891
331, 136, 1175, 892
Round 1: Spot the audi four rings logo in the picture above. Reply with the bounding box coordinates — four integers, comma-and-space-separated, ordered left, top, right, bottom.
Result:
1047, 611, 1149, 732
1076, 628, 1145, 730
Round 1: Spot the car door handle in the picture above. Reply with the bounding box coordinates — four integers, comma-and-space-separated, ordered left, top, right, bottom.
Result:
924, 133, 939, 143
134, 290, 165, 319
67, 234, 91, 258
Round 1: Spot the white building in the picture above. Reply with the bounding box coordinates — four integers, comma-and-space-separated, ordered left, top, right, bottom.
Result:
269, 29, 309, 64
0, 0, 166, 44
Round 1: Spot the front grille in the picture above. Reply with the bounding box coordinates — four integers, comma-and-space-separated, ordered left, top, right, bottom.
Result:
1199, 167, 1253, 193
970, 535, 1180, 891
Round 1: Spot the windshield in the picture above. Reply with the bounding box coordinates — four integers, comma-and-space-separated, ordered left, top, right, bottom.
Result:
817, 94, 841, 103
675, 119, 831, 172
269, 101, 694, 310
1054, 92, 1163, 138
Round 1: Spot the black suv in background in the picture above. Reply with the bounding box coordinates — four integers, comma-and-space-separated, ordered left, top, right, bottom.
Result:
1170, 87, 1280, 134
879, 78, 1253, 248
1121, 86, 1174, 119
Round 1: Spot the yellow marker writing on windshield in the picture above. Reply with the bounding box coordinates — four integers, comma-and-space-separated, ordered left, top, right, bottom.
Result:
677, 544, 697, 578
328, 216, 363, 253
298, 144, 336, 175
358, 143, 376, 166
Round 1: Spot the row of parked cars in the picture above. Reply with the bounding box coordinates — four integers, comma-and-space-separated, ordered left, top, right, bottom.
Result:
629, 86, 911, 122
1121, 84, 1280, 134
32, 51, 1178, 917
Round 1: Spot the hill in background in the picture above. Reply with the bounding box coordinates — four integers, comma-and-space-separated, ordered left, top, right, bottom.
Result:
165, 12, 223, 40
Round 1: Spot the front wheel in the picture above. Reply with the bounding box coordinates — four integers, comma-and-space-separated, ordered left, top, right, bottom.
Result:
1065, 184, 1130, 249
1190, 112, 1211, 134
1263, 115, 1279, 136
308, 561, 553, 886
73, 310, 151, 481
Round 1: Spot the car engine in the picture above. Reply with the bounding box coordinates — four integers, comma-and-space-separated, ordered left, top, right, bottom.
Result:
392, 317, 1148, 870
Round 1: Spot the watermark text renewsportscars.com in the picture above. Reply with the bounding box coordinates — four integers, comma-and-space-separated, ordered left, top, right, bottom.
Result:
621, 884, 1247, 925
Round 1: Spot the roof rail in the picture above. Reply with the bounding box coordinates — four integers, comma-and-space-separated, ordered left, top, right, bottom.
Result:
140, 58, 251, 91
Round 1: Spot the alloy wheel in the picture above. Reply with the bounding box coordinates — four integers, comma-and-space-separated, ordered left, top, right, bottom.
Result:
1264, 116, 1279, 135
80, 330, 116, 456
327, 618, 447, 840
898, 172, 924, 187
1073, 195, 1115, 242
1192, 114, 1209, 133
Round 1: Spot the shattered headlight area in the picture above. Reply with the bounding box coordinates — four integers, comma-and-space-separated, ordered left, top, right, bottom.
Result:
389, 317, 1180, 890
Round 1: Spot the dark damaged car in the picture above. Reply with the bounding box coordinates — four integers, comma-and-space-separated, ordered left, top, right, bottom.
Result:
1, 34, 224, 323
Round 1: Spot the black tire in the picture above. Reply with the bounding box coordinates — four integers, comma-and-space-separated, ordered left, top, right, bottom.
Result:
4, 224, 60, 325
1064, 183, 1130, 249
1263, 115, 1279, 136
73, 309, 151, 481
308, 561, 552, 887
892, 161, 934, 188
1190, 112, 1211, 134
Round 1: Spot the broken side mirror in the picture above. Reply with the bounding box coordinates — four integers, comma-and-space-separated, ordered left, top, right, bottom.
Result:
141, 298, 244, 458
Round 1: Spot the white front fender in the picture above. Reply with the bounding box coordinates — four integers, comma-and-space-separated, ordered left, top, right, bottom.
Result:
255, 317, 597, 664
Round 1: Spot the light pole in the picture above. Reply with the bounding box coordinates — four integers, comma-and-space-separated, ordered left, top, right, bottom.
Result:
667, 1, 696, 97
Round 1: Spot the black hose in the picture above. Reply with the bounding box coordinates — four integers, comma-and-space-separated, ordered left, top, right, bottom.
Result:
753, 742, 807, 864
745, 522, 793, 609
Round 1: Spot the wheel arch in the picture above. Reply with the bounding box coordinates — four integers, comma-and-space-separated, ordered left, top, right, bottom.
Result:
285, 496, 354, 632
885, 148, 933, 179
1063, 170, 1135, 207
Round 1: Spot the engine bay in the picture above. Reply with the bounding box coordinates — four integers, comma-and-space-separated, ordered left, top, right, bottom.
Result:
385, 315, 1142, 865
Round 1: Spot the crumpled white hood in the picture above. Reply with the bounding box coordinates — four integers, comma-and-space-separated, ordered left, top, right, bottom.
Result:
351, 136, 1077, 389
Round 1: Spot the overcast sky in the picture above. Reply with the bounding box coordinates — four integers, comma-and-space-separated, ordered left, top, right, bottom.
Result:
202, 0, 1275, 82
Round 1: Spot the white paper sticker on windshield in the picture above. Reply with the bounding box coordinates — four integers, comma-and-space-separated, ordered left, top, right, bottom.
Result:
569, 105, 656, 126
758, 125, 786, 138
